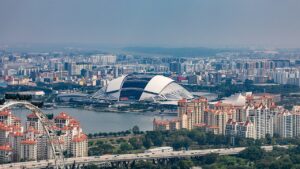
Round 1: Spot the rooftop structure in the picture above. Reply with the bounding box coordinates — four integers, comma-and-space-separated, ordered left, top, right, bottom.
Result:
93, 74, 193, 104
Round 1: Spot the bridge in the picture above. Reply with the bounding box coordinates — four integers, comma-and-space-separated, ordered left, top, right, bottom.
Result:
0, 145, 289, 169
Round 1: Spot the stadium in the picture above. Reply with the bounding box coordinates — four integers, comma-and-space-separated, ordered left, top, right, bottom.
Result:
92, 74, 193, 104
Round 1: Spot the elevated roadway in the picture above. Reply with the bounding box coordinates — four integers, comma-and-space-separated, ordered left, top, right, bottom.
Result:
0, 145, 289, 169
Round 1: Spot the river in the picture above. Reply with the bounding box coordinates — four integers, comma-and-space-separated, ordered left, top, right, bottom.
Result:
12, 107, 174, 134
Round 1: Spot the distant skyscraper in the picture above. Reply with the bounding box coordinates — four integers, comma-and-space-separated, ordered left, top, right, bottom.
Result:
169, 62, 183, 74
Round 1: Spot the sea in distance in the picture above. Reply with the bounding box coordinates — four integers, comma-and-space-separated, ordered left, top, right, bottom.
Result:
12, 107, 174, 134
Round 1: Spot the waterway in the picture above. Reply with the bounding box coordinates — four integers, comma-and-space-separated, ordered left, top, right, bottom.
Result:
12, 108, 174, 134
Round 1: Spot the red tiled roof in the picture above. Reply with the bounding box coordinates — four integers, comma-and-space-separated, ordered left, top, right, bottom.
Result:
10, 131, 23, 137
207, 125, 219, 129
0, 123, 11, 131
61, 126, 73, 131
0, 144, 12, 151
21, 139, 36, 145
193, 123, 206, 127
10, 125, 22, 132
50, 139, 64, 144
0, 110, 10, 116
50, 125, 60, 131
27, 113, 38, 119
54, 112, 70, 120
215, 101, 223, 107
153, 119, 169, 125
72, 134, 87, 143
178, 98, 187, 103
25, 127, 40, 134
69, 119, 80, 126
169, 118, 180, 123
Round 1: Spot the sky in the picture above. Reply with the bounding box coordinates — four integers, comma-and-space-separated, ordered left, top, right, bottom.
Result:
0, 0, 300, 48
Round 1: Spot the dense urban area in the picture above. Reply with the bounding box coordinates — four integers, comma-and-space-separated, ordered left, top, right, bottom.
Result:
0, 48, 300, 169
1, 0, 300, 168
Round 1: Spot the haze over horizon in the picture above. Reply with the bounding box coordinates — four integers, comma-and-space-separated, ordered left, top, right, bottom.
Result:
1, 0, 300, 48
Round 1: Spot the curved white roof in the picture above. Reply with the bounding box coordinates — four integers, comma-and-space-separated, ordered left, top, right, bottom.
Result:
94, 74, 193, 104
143, 75, 174, 94
106, 75, 127, 93
222, 93, 246, 106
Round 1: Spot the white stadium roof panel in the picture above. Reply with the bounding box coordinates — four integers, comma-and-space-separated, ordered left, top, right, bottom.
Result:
143, 75, 174, 94
106, 75, 127, 93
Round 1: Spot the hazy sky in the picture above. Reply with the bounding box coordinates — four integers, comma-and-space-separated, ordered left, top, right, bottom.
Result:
0, 0, 300, 48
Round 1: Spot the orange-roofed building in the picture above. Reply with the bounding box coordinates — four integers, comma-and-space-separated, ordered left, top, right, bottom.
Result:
54, 112, 72, 128
169, 118, 180, 131
153, 118, 170, 131
0, 109, 13, 125
0, 144, 12, 163
225, 119, 256, 139
178, 98, 208, 130
0, 110, 88, 162
71, 134, 88, 157
0, 123, 12, 145
20, 139, 37, 161
193, 123, 207, 131
26, 113, 44, 134
206, 125, 219, 134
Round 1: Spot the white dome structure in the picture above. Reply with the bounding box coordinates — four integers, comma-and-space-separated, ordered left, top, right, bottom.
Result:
92, 74, 193, 104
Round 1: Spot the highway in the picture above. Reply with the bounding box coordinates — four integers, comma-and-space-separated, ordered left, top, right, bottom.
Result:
0, 145, 289, 169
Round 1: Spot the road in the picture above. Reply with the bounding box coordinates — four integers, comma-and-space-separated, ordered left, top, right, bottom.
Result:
0, 145, 289, 169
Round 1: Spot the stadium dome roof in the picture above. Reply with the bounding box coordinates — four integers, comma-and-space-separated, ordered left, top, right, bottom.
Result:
92, 74, 193, 104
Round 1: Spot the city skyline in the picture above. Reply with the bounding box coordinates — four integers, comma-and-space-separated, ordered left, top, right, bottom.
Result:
0, 0, 300, 48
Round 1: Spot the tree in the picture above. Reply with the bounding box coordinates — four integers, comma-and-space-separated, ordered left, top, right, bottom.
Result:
131, 161, 156, 169
145, 131, 164, 146
142, 137, 152, 149
244, 79, 254, 88
95, 140, 103, 146
132, 125, 140, 134
239, 146, 265, 161
88, 133, 93, 139
265, 134, 274, 145
85, 164, 100, 169
120, 142, 133, 152
129, 137, 142, 149
178, 159, 194, 169
203, 153, 219, 164
101, 143, 114, 154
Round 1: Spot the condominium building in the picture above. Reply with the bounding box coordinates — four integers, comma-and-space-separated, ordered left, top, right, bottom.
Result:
152, 92, 300, 141
71, 134, 88, 157
178, 97, 208, 130
276, 110, 293, 138
293, 106, 300, 137
0, 144, 12, 163
225, 119, 256, 139
20, 139, 37, 161
248, 103, 274, 139
153, 119, 170, 131
0, 110, 88, 163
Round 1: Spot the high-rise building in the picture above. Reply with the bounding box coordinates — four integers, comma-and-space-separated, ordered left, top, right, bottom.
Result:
0, 110, 88, 164
276, 110, 293, 138
178, 98, 208, 130
0, 144, 12, 163
225, 119, 256, 139
248, 104, 274, 139
169, 62, 183, 74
